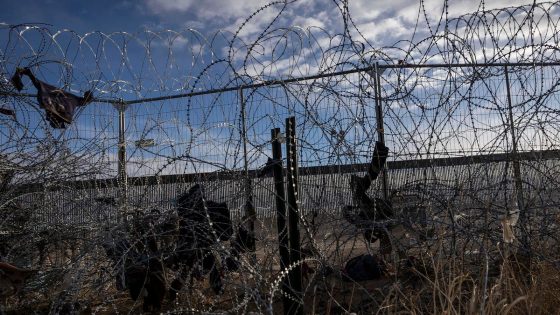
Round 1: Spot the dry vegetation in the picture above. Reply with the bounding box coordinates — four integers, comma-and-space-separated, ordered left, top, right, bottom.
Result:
1, 198, 559, 315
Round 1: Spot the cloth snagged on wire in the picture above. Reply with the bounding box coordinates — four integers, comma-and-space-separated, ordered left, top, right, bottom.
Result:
0, 107, 15, 118
11, 67, 93, 128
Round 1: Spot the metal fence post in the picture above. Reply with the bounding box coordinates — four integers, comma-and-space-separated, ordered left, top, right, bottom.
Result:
285, 116, 303, 315
239, 88, 256, 252
271, 127, 294, 315
115, 101, 128, 222
504, 65, 528, 250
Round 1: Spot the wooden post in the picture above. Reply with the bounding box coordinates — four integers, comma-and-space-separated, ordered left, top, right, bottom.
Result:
285, 116, 303, 315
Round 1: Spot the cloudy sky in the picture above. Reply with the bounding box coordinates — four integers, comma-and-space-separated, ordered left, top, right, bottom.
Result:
0, 0, 546, 42
1, 0, 555, 177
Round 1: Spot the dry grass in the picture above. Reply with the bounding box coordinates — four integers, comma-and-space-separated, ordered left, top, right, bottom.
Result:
3, 214, 560, 314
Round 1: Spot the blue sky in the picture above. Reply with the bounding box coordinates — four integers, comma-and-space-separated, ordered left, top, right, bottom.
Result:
0, 0, 544, 39
1, 0, 556, 178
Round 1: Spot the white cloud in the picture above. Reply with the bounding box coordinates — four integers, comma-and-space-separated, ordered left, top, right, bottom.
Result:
355, 17, 409, 43
142, 0, 339, 43
144, 0, 267, 24
145, 0, 196, 14
347, 0, 552, 46
292, 15, 326, 30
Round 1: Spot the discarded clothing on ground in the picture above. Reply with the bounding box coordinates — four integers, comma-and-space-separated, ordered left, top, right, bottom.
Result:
342, 254, 387, 282
11, 67, 93, 128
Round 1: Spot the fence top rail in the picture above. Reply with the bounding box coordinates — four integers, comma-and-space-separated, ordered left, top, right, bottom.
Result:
3, 61, 560, 106
10, 149, 560, 193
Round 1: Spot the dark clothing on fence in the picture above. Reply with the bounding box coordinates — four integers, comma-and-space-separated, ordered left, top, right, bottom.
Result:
351, 141, 390, 195
176, 184, 233, 244
345, 141, 394, 252
257, 157, 278, 177
0, 108, 15, 117
11, 67, 93, 128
